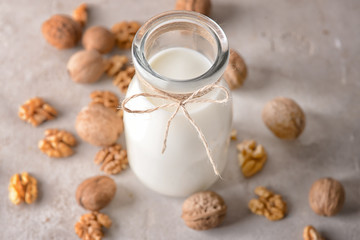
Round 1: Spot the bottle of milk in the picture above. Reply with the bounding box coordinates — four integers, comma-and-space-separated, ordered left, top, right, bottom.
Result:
123, 11, 232, 197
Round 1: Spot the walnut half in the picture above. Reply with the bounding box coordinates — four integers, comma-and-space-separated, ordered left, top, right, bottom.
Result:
94, 144, 129, 175
8, 172, 38, 205
75, 212, 112, 240
18, 97, 57, 126
237, 140, 267, 178
38, 129, 76, 158
303, 225, 325, 240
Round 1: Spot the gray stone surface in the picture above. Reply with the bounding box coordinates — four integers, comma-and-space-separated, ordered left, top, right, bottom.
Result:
0, 0, 359, 239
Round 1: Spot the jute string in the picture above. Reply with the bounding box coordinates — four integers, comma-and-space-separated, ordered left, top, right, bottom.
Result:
121, 75, 230, 177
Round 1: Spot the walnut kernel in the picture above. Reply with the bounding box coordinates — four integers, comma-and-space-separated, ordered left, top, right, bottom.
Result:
262, 97, 305, 139
111, 21, 141, 49
113, 66, 135, 93
72, 3, 88, 27
18, 97, 57, 126
303, 225, 325, 240
224, 49, 247, 89
175, 0, 212, 16
38, 129, 76, 158
67, 50, 105, 84
90, 90, 119, 112
237, 140, 267, 178
74, 212, 112, 240
309, 177, 345, 216
8, 172, 38, 205
248, 186, 287, 221
42, 14, 82, 49
82, 26, 115, 54
230, 129, 237, 140
105, 55, 128, 77
94, 144, 128, 175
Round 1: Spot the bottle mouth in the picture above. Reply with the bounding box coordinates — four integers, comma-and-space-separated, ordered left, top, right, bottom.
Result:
132, 10, 229, 93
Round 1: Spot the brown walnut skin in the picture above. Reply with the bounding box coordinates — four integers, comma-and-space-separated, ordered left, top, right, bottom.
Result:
75, 104, 123, 147
76, 175, 116, 211
67, 50, 105, 84
175, 0, 211, 16
262, 97, 305, 139
309, 177, 345, 217
82, 26, 115, 54
224, 49, 248, 89
42, 14, 82, 49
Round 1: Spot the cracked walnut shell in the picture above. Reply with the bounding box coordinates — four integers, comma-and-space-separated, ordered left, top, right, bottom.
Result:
8, 172, 38, 205
111, 21, 141, 49
113, 66, 135, 93
224, 49, 247, 89
75, 212, 112, 240
38, 129, 76, 158
237, 140, 267, 178
248, 186, 287, 221
90, 90, 119, 112
303, 226, 325, 240
94, 144, 128, 175
175, 0, 212, 16
262, 97, 305, 139
182, 191, 227, 230
18, 97, 57, 126
42, 14, 82, 49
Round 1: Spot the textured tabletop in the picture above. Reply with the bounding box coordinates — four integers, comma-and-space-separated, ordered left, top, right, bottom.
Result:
0, 0, 359, 239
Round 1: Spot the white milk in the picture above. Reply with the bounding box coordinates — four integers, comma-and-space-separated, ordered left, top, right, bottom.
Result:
124, 47, 232, 197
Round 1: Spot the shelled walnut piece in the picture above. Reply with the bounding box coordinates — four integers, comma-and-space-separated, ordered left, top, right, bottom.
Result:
303, 225, 325, 240
237, 140, 267, 178
111, 21, 141, 49
113, 66, 135, 93
230, 129, 237, 140
94, 144, 128, 175
18, 97, 57, 126
38, 129, 76, 158
90, 91, 119, 112
72, 3, 88, 27
75, 212, 112, 240
104, 55, 128, 77
248, 186, 287, 221
8, 172, 38, 205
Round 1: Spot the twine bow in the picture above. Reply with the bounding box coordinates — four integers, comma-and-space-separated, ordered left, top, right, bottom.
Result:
121, 78, 230, 177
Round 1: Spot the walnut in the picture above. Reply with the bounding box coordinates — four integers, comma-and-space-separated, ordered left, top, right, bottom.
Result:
182, 191, 227, 230
74, 212, 112, 240
237, 140, 267, 178
38, 129, 76, 158
104, 55, 128, 77
224, 49, 247, 89
76, 176, 116, 211
248, 186, 287, 221
113, 66, 135, 93
90, 90, 119, 112
303, 225, 325, 240
309, 177, 345, 217
42, 14, 82, 49
8, 172, 38, 205
82, 26, 115, 54
230, 129, 237, 140
18, 97, 57, 126
67, 50, 105, 84
94, 144, 128, 175
175, 0, 212, 16
72, 3, 88, 27
262, 97, 306, 139
111, 21, 141, 49
75, 104, 123, 147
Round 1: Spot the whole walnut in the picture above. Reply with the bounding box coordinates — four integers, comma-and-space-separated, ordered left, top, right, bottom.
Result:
82, 26, 115, 54
182, 191, 227, 230
262, 97, 305, 139
224, 49, 247, 89
67, 50, 105, 84
175, 0, 211, 16
76, 175, 116, 211
309, 177, 345, 217
75, 104, 123, 147
42, 14, 82, 49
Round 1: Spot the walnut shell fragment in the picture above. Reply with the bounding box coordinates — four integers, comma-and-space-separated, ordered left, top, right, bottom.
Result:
75, 104, 123, 147
76, 175, 116, 211
82, 26, 115, 54
309, 177, 345, 217
262, 97, 305, 139
41, 14, 82, 49
182, 191, 227, 230
175, 0, 212, 16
